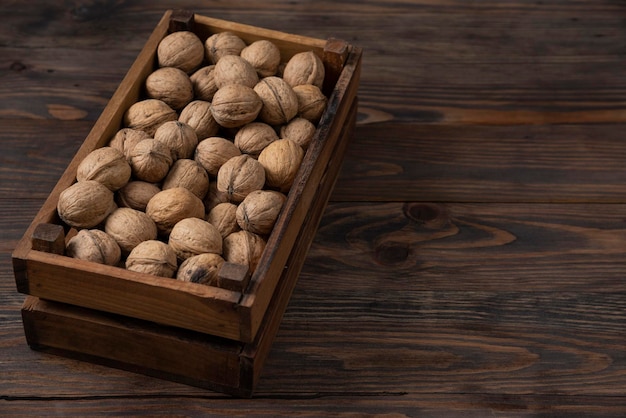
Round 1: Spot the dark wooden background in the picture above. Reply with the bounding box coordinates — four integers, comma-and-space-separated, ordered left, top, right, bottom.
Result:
2, 0, 626, 415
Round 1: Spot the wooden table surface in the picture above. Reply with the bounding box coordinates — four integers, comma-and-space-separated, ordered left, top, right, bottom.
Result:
2, 0, 625, 415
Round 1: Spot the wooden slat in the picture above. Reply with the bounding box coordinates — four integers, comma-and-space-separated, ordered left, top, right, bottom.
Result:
333, 123, 626, 203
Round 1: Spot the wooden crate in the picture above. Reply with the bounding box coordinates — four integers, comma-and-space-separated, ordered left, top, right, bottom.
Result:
12, 9, 361, 347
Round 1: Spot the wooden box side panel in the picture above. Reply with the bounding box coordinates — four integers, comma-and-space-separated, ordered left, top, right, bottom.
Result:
21, 297, 252, 396
239, 47, 363, 341
25, 250, 244, 341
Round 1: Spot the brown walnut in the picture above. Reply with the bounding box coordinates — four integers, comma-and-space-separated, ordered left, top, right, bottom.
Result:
126, 240, 178, 278
168, 217, 223, 261
216, 154, 266, 203
176, 253, 225, 285
292, 84, 328, 123
223, 230, 266, 273
194, 136, 241, 176
66, 229, 121, 266
104, 207, 158, 254
253, 77, 298, 125
236, 189, 287, 235
108, 128, 150, 163
123, 99, 177, 136
162, 159, 210, 199
204, 31, 246, 64
280, 117, 316, 150
240, 40, 281, 77
57, 180, 116, 229
145, 187, 205, 235
257, 138, 304, 192
116, 181, 161, 212
157, 30, 204, 74
282, 51, 325, 89
153, 120, 198, 161
189, 65, 218, 101
211, 84, 262, 128
129, 138, 173, 183
206, 202, 240, 239
145, 67, 194, 110
178, 100, 220, 140
76, 146, 131, 192
234, 122, 278, 158
214, 55, 259, 89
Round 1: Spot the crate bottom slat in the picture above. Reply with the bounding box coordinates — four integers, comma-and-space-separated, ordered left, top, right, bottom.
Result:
20, 98, 358, 397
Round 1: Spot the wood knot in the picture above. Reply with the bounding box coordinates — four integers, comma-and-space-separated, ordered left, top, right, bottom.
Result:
374, 241, 410, 266
10, 61, 27, 72
403, 203, 448, 229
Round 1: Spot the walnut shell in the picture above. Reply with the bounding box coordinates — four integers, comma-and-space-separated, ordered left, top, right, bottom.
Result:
178, 100, 220, 140
292, 84, 328, 124
190, 65, 218, 101
223, 230, 266, 273
145, 67, 194, 110
213, 55, 259, 89
123, 99, 177, 136
108, 128, 150, 163
254, 77, 298, 125
204, 31, 246, 64
236, 190, 287, 235
66, 229, 121, 266
126, 240, 178, 278
145, 187, 205, 235
104, 207, 158, 254
176, 253, 225, 285
57, 180, 116, 229
153, 120, 198, 160
280, 117, 316, 150
129, 138, 173, 183
162, 159, 209, 199
257, 138, 304, 192
216, 154, 265, 203
234, 122, 278, 157
240, 40, 281, 77
76, 147, 131, 191
211, 84, 262, 129
282, 51, 325, 89
194, 136, 241, 176
206, 202, 240, 239
116, 181, 161, 212
168, 217, 223, 261
157, 30, 204, 73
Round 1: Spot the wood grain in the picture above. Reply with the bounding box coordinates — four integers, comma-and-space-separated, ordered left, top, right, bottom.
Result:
2, 0, 626, 415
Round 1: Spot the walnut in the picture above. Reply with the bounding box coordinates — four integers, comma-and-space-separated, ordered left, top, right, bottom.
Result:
162, 159, 209, 199
126, 240, 178, 278
129, 138, 173, 183
176, 252, 225, 285
153, 120, 198, 160
145, 67, 194, 110
145, 187, 205, 235
123, 99, 177, 136
194, 136, 241, 176
211, 84, 262, 128
108, 128, 150, 163
116, 181, 160, 212
253, 77, 298, 125
257, 138, 304, 192
76, 146, 131, 192
178, 100, 220, 140
213, 55, 259, 89
223, 230, 266, 273
206, 202, 240, 239
282, 51, 325, 89
168, 217, 223, 261
234, 122, 278, 157
66, 229, 121, 266
216, 154, 265, 203
57, 180, 116, 229
204, 31, 246, 64
157, 30, 204, 74
240, 40, 281, 77
104, 207, 158, 254
236, 190, 287, 235
293, 84, 328, 123
190, 65, 218, 101
280, 117, 316, 150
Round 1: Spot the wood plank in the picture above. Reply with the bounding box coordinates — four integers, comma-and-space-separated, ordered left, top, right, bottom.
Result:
333, 123, 626, 202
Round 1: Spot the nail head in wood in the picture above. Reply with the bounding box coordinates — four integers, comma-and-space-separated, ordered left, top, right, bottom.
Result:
217, 262, 251, 292
169, 9, 195, 33
32, 223, 65, 255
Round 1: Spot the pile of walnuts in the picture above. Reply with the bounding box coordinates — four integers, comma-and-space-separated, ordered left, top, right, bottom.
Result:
56, 29, 328, 287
